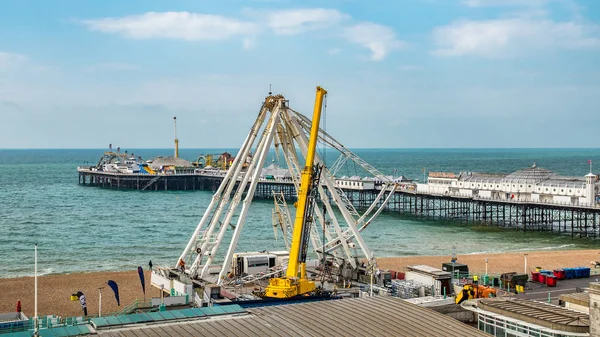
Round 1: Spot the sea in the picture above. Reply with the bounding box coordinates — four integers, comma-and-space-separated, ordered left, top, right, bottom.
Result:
1, 148, 600, 278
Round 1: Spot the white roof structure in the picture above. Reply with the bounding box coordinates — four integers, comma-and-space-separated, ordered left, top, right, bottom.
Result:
150, 156, 192, 170
261, 163, 292, 179
502, 163, 557, 184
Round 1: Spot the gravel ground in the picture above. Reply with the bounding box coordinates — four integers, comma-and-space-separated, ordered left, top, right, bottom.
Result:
2, 249, 599, 317
377, 249, 600, 277
0, 270, 153, 318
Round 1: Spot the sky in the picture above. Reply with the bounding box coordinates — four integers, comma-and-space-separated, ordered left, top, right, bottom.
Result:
0, 0, 599, 149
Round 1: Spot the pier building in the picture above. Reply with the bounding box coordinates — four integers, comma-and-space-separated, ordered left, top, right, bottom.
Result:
424, 163, 599, 207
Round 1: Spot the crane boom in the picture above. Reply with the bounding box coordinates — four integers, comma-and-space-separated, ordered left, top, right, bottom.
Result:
264, 86, 327, 298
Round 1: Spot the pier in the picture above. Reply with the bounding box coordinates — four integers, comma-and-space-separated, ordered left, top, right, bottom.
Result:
346, 190, 600, 238
78, 165, 600, 238
78, 168, 298, 195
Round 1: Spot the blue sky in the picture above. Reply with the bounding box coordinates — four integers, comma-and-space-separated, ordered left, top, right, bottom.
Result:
0, 0, 599, 149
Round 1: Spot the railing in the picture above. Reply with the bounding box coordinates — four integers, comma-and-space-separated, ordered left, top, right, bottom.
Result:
0, 298, 153, 334
410, 189, 599, 209
113, 298, 153, 315
0, 314, 89, 334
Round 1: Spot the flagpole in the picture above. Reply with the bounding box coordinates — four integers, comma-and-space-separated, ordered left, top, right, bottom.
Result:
34, 244, 38, 336
98, 287, 104, 317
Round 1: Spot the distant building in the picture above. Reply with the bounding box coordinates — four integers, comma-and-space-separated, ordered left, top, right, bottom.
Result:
463, 298, 590, 336
334, 176, 376, 190
425, 163, 599, 207
149, 156, 193, 172
261, 163, 293, 181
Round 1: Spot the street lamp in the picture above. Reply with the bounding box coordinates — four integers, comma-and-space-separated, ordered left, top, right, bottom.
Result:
34, 244, 39, 337
98, 287, 105, 317
485, 258, 489, 276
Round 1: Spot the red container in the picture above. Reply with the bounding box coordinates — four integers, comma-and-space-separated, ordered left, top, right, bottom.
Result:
531, 272, 540, 282
553, 269, 566, 280
538, 274, 547, 283
546, 276, 557, 287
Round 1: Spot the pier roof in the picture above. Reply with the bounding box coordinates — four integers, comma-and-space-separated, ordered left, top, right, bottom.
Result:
149, 156, 192, 169
459, 172, 506, 183
96, 297, 488, 337
502, 164, 556, 184
478, 298, 589, 333
262, 163, 292, 178
539, 177, 586, 188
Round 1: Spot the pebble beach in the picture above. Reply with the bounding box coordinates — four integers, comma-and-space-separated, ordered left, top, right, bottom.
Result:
2, 249, 599, 318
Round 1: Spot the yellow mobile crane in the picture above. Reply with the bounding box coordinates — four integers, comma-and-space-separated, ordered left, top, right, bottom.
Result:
264, 86, 327, 299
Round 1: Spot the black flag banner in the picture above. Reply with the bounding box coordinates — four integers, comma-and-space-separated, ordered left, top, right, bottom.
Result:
76, 291, 87, 316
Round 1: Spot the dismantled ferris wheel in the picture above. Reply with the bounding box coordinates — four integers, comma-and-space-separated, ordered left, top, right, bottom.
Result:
177, 90, 398, 286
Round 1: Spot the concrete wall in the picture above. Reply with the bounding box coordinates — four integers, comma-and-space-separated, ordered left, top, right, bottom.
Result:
589, 282, 600, 336
566, 301, 589, 314
553, 195, 571, 204
416, 183, 429, 193
459, 189, 471, 196
151, 272, 172, 290
151, 272, 192, 296
151, 295, 187, 307
335, 180, 375, 190
479, 190, 491, 198
405, 271, 434, 289
429, 185, 450, 194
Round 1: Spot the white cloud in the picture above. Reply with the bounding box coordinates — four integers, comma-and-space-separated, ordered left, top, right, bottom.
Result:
461, 0, 549, 7
81, 9, 402, 60
0, 52, 27, 71
242, 37, 257, 50
261, 8, 349, 35
81, 12, 258, 41
86, 62, 141, 72
432, 18, 600, 57
343, 22, 405, 61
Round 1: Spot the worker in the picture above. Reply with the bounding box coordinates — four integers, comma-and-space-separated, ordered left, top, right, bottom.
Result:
148, 260, 153, 271
473, 275, 478, 285
16, 300, 21, 313
178, 258, 186, 273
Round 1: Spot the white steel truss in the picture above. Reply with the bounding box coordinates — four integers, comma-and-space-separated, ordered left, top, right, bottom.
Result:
178, 93, 397, 285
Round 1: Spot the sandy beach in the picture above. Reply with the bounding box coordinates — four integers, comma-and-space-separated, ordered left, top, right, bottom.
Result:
0, 270, 153, 319
377, 249, 600, 276
2, 249, 600, 317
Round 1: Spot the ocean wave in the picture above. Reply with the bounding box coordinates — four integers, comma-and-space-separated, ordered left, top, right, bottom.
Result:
515, 244, 576, 252
466, 251, 496, 255
466, 244, 576, 255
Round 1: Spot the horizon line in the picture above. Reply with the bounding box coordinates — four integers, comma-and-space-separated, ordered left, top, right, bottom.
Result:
1, 147, 600, 151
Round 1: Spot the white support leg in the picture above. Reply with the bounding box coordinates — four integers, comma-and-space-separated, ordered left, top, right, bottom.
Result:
217, 105, 282, 285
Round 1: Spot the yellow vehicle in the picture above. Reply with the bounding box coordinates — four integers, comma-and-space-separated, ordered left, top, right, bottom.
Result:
455, 284, 497, 304
264, 86, 327, 299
